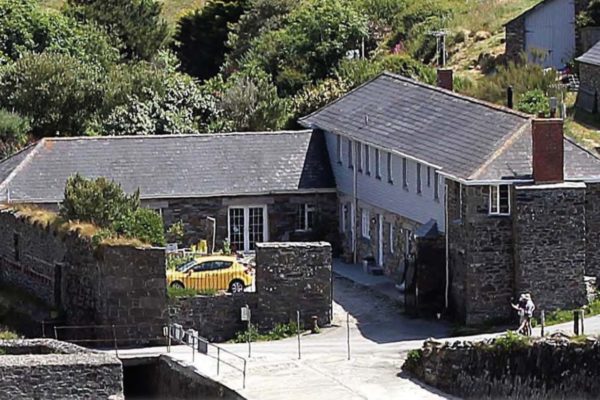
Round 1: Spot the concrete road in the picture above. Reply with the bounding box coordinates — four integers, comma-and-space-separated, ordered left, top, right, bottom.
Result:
114, 278, 600, 399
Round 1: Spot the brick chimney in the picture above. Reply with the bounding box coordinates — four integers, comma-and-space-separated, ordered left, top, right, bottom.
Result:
437, 68, 453, 91
532, 119, 564, 183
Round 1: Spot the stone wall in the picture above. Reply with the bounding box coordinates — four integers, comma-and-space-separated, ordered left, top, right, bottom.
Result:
577, 62, 600, 113
586, 183, 600, 279
505, 16, 525, 62
256, 242, 332, 330
581, 27, 600, 54
169, 293, 258, 342
403, 334, 600, 400
0, 339, 123, 399
514, 184, 587, 311
447, 182, 514, 325
0, 208, 168, 341
160, 193, 338, 249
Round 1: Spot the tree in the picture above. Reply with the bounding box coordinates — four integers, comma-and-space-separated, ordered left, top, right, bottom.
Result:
60, 174, 165, 246
215, 69, 291, 131
174, 0, 246, 81
0, 0, 118, 66
577, 0, 600, 27
65, 0, 169, 61
0, 53, 104, 137
0, 110, 30, 159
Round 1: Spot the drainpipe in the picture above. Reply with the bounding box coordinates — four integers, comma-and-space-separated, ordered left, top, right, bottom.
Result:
444, 182, 449, 311
352, 141, 358, 265
206, 217, 216, 255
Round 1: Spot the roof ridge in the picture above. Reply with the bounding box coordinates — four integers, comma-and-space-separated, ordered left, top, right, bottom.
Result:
0, 139, 46, 196
43, 130, 312, 142
380, 71, 533, 119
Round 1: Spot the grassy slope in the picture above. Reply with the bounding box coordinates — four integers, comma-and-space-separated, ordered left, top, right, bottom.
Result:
41, 0, 205, 23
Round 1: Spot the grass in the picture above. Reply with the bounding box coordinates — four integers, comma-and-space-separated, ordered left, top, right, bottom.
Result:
41, 0, 206, 24
232, 322, 301, 343
0, 330, 19, 340
167, 286, 217, 298
532, 295, 600, 327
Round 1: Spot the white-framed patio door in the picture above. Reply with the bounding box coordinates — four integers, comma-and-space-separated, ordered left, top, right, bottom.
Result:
228, 206, 268, 253
377, 214, 384, 267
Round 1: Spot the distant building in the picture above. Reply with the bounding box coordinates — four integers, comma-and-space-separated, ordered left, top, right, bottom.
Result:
576, 40, 600, 113
505, 0, 590, 68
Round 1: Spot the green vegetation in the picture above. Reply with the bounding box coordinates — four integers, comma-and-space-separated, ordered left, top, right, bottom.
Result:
167, 253, 195, 270
0, 110, 30, 160
60, 174, 166, 246
493, 330, 531, 351
536, 297, 600, 327
0, 330, 18, 340
167, 286, 217, 298
233, 322, 301, 343
406, 349, 423, 364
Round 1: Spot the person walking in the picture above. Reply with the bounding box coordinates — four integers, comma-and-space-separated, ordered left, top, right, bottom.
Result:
511, 293, 535, 336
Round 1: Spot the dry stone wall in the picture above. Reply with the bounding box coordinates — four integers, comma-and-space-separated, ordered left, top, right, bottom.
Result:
403, 334, 600, 400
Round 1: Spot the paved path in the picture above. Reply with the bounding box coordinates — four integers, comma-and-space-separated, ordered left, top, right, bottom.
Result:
113, 277, 600, 400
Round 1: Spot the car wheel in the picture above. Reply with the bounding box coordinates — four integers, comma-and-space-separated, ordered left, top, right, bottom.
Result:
229, 280, 245, 294
170, 281, 185, 289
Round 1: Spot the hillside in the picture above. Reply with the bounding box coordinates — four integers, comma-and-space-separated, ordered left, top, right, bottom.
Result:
41, 0, 205, 23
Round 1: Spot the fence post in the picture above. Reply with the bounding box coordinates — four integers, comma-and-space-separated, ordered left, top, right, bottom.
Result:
574, 310, 580, 336
297, 310, 301, 360
347, 312, 351, 360
54, 326, 58, 340
217, 347, 221, 376
192, 335, 195, 363
581, 309, 585, 335
112, 325, 119, 358
540, 310, 545, 337
41, 321, 46, 338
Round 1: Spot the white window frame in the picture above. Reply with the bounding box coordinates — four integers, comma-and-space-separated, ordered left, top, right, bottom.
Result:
336, 135, 342, 164
365, 144, 371, 175
389, 223, 395, 254
227, 205, 269, 253
416, 163, 422, 194
489, 185, 511, 216
361, 209, 370, 239
375, 148, 381, 179
297, 203, 315, 231
387, 153, 394, 184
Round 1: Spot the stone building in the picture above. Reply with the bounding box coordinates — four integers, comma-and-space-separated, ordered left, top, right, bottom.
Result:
505, 0, 591, 68
301, 70, 600, 325
576, 40, 600, 113
0, 131, 337, 253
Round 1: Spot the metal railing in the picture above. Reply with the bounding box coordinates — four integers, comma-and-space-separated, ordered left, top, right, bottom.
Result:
166, 324, 247, 389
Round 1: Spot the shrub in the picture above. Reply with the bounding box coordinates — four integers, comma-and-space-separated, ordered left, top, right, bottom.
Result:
0, 109, 30, 159
113, 208, 166, 247
493, 331, 530, 352
516, 89, 550, 117
166, 221, 185, 244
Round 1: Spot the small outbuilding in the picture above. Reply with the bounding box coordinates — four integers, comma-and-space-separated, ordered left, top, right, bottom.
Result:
576, 40, 600, 113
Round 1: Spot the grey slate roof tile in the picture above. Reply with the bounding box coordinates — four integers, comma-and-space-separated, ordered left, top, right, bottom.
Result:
577, 40, 600, 67
0, 131, 335, 203
300, 72, 532, 180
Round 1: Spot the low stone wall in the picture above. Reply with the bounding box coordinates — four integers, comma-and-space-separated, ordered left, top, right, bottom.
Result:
0, 339, 123, 399
169, 293, 258, 342
256, 242, 332, 330
403, 334, 600, 399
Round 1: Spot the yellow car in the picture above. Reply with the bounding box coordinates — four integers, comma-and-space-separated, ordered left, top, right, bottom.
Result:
167, 256, 254, 293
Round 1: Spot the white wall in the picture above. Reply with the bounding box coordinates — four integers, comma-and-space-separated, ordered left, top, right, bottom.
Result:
325, 131, 446, 232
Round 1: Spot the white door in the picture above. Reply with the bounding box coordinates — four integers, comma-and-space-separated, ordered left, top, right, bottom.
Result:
525, 0, 575, 68
377, 214, 384, 267
228, 206, 268, 253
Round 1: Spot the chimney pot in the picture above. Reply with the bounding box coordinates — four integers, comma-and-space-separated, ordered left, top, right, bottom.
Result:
436, 68, 453, 91
507, 86, 514, 109
532, 118, 564, 183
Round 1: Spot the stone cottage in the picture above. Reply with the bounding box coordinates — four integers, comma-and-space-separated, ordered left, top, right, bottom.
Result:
505, 0, 591, 68
576, 40, 600, 113
301, 70, 600, 325
0, 131, 337, 253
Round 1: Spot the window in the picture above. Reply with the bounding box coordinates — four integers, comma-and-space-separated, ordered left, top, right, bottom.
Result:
375, 149, 381, 179
427, 166, 431, 187
364, 144, 370, 175
387, 153, 394, 184
13, 233, 20, 262
361, 209, 370, 238
434, 172, 440, 201
228, 206, 268, 252
389, 223, 395, 254
357, 142, 363, 173
348, 139, 353, 169
297, 204, 315, 231
489, 185, 511, 215
416, 163, 422, 194
402, 157, 407, 189
336, 135, 342, 164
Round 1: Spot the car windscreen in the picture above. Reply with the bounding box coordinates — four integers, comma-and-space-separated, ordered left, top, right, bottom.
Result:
176, 260, 197, 273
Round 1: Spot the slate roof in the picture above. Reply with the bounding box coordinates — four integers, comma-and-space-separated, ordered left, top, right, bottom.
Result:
576, 40, 600, 67
0, 131, 335, 203
299, 72, 600, 182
